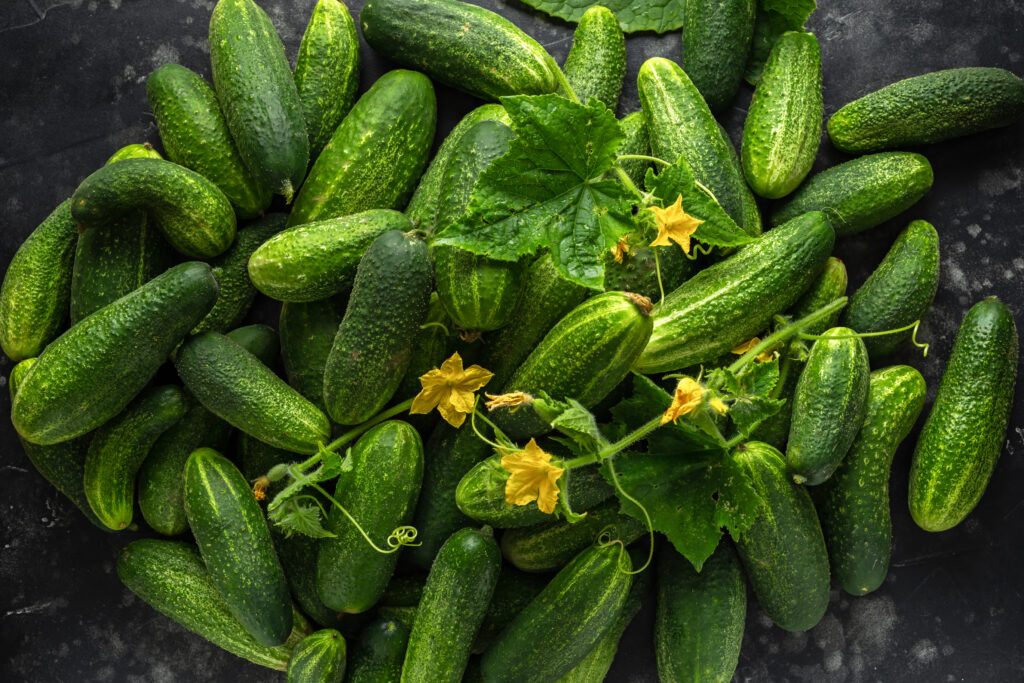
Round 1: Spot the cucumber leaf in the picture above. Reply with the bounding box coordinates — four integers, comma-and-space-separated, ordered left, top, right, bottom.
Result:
516, 0, 685, 33
744, 0, 817, 84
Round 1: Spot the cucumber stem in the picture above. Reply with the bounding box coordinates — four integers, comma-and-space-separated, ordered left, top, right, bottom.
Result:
615, 154, 671, 167
324, 397, 415, 453
726, 297, 849, 375
551, 60, 582, 105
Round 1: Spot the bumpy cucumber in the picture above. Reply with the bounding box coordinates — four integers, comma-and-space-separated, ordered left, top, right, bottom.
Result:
791, 256, 850, 335
279, 297, 345, 410
563, 6, 626, 110
473, 568, 549, 654
602, 233, 697, 299
396, 294, 452, 405
347, 618, 410, 683
287, 629, 346, 683
681, 0, 756, 112
720, 121, 764, 238
909, 299, 1018, 532
224, 323, 280, 366
815, 366, 926, 595
616, 111, 651, 187
106, 143, 162, 163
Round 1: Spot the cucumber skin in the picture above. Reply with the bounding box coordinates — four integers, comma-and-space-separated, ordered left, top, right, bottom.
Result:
396, 293, 452, 405
0, 200, 79, 361
655, 543, 746, 683
279, 297, 345, 410
772, 152, 934, 237
289, 70, 436, 227
106, 143, 162, 163
681, 0, 756, 112
741, 31, 823, 199
603, 235, 697, 300
323, 231, 433, 425
815, 366, 926, 595
401, 528, 501, 683
791, 256, 850, 334
841, 220, 940, 359
347, 618, 410, 683
721, 121, 764, 238
480, 544, 632, 683
828, 67, 1024, 153
360, 0, 558, 102
12, 261, 218, 445
117, 539, 310, 670
617, 111, 651, 187
563, 6, 626, 111
909, 299, 1019, 532
209, 0, 308, 199
637, 211, 834, 374
83, 385, 186, 530
732, 442, 830, 632
294, 0, 360, 159
184, 447, 292, 646
317, 421, 424, 614
287, 629, 346, 683
146, 63, 270, 219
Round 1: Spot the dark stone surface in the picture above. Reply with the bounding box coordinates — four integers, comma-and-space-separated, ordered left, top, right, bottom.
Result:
1, 0, 1022, 681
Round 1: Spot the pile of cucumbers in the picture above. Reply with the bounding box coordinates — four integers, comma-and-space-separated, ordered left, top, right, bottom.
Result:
2, 0, 1023, 681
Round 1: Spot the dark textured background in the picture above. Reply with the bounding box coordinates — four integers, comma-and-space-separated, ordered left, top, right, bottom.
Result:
1, 1, 1023, 681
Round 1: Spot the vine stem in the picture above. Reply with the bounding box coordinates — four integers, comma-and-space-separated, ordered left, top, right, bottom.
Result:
564, 413, 664, 470
601, 456, 653, 575
324, 398, 414, 453
613, 165, 644, 198
309, 482, 419, 554
615, 154, 671, 166
551, 61, 581, 104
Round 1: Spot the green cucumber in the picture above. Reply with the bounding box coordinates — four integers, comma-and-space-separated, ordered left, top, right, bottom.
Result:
225, 323, 280, 366
741, 31, 823, 199
12, 261, 217, 445
841, 220, 940, 359
294, 0, 360, 159
117, 539, 309, 670
401, 527, 501, 683
721, 121, 764, 238
289, 70, 436, 227
71, 158, 236, 258
828, 67, 1024, 153
279, 297, 345, 410
360, 0, 558, 102
480, 544, 632, 682
732, 441, 829, 632
655, 542, 746, 683
681, 0, 756, 112
0, 200, 78, 361
106, 143, 162, 163
772, 152, 934, 237
909, 298, 1019, 532
563, 5, 626, 110
184, 447, 292, 646
815, 366, 926, 595
637, 211, 834, 374
396, 293, 452, 404
347, 618, 410, 683
473, 568, 549, 654
209, 0, 308, 200
323, 230, 433, 425
287, 629, 346, 683
602, 233, 697, 300
791, 256, 850, 335
83, 385, 186, 530
380, 575, 427, 608
146, 63, 270, 218
616, 111, 651, 187
787, 327, 871, 486
317, 421, 424, 613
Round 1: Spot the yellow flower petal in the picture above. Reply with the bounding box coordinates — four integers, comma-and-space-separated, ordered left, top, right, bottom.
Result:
661, 377, 704, 425
409, 352, 494, 427
649, 195, 704, 254
485, 392, 534, 411
457, 364, 495, 392
755, 349, 776, 363
436, 399, 467, 428
710, 397, 729, 415
610, 236, 630, 263
731, 337, 761, 355
501, 439, 564, 514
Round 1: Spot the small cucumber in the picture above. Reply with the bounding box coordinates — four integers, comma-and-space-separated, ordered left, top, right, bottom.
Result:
347, 618, 410, 683
681, 0, 756, 112
602, 233, 697, 300
909, 298, 1019, 532
720, 121, 764, 238
791, 256, 850, 335
616, 111, 651, 187
223, 323, 280, 367
106, 143, 162, 163
287, 629, 346, 683
472, 568, 549, 654
279, 296, 345, 410
563, 6, 626, 110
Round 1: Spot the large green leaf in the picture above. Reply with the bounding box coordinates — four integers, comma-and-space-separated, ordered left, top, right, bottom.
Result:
745, 0, 818, 84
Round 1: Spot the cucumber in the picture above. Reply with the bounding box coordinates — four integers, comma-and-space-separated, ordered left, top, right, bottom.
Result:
480, 544, 632, 682
83, 385, 186, 530
721, 121, 764, 238
347, 618, 410, 683
294, 0, 360, 159
473, 568, 549, 654
146, 63, 271, 218
0, 200, 78, 361
602, 234, 697, 300
184, 447, 292, 646
323, 230, 433, 425
732, 441, 830, 632
12, 261, 217, 445
106, 143, 162, 163
909, 298, 1019, 532
209, 0, 308, 201
360, 0, 558, 102
616, 111, 651, 187
401, 527, 501, 683
279, 297, 345, 410
562, 5, 626, 110
791, 256, 850, 334
289, 70, 436, 227
71, 158, 236, 258
117, 539, 309, 670
317, 421, 424, 613
225, 323, 280, 366
828, 67, 1024, 153
396, 294, 452, 405
741, 31, 823, 199
174, 331, 331, 454
772, 152, 934, 237
815, 366, 926, 595
787, 327, 871, 486
655, 542, 746, 683
637, 211, 834, 374
681, 0, 756, 112
841, 220, 940, 359
287, 629, 346, 683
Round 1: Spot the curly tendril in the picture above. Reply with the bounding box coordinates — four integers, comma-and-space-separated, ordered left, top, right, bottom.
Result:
603, 457, 654, 576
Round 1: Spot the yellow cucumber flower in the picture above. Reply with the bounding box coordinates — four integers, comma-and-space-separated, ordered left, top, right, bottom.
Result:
731, 336, 775, 362
501, 439, 564, 514
410, 352, 493, 428
485, 391, 534, 412
649, 195, 704, 254
610, 236, 630, 263
709, 397, 729, 415
662, 377, 704, 424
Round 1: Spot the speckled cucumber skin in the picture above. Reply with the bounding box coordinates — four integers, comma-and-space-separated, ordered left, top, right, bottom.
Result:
681, 0, 756, 112
11, 261, 218, 445
347, 618, 409, 683
636, 211, 834, 374
71, 158, 236, 258
828, 67, 1024, 153
279, 297, 345, 410
563, 6, 626, 110
720, 121, 763, 238
106, 143, 162, 163
841, 220, 940, 359
289, 70, 436, 227
909, 299, 1019, 532
732, 442, 830, 632
0, 200, 79, 361
294, 0, 360, 159
317, 421, 424, 614
616, 111, 651, 187
209, 0, 308, 200
396, 294, 452, 405
287, 629, 346, 683
147, 63, 270, 218
815, 366, 926, 595
772, 152, 934, 236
